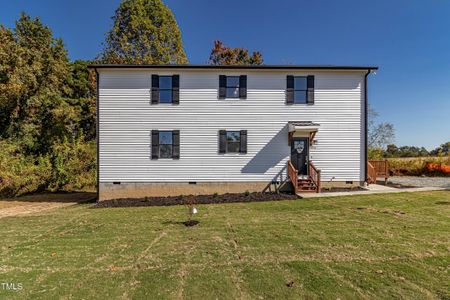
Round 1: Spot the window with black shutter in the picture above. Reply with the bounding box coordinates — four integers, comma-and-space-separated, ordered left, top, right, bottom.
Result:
287, 75, 315, 105
219, 75, 247, 99
151, 75, 180, 104
152, 130, 180, 159
219, 130, 248, 154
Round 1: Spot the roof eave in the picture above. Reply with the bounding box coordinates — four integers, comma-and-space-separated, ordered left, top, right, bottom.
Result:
88, 64, 378, 71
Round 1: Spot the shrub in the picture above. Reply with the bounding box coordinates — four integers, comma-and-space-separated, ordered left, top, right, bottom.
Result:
368, 148, 384, 160
0, 139, 96, 197
0, 141, 52, 197
50, 139, 96, 191
388, 156, 450, 177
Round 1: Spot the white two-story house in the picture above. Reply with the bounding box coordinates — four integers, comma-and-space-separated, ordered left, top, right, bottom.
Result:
90, 64, 377, 201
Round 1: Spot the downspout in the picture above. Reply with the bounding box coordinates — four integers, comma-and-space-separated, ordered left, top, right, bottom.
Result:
95, 69, 100, 203
364, 69, 371, 183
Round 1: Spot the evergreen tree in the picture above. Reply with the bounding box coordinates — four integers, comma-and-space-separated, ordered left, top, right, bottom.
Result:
100, 0, 188, 64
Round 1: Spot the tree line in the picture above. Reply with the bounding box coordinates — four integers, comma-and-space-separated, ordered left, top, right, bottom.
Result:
369, 143, 450, 160
0, 0, 263, 196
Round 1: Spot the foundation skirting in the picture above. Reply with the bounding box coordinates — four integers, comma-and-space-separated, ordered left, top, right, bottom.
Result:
98, 180, 364, 201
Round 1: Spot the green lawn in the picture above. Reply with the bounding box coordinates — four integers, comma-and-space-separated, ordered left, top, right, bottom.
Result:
0, 191, 449, 299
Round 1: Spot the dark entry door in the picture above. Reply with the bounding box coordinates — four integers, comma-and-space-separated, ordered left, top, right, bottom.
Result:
291, 138, 309, 175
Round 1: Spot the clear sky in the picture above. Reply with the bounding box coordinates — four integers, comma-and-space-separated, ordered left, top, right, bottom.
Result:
1, 0, 449, 150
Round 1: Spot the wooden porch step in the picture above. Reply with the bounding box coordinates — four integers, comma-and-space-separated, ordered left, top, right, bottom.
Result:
288, 160, 321, 194
297, 178, 317, 191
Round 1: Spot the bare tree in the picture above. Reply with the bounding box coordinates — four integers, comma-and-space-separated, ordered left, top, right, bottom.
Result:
368, 105, 395, 148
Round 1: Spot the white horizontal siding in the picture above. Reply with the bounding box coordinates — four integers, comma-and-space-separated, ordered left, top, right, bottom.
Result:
98, 69, 365, 183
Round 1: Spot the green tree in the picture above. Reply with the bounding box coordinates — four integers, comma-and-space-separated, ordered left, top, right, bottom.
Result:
67, 60, 96, 99
430, 142, 450, 156
0, 13, 97, 195
65, 60, 97, 140
208, 40, 264, 65
0, 13, 70, 150
0, 24, 22, 136
385, 144, 399, 157
100, 0, 188, 64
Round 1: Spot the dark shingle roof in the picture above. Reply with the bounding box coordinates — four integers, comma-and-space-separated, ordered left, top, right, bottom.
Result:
88, 64, 378, 71
288, 121, 320, 127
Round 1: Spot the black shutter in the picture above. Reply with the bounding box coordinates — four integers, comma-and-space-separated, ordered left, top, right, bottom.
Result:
240, 130, 247, 154
151, 75, 159, 104
219, 130, 227, 153
239, 75, 247, 98
172, 75, 179, 104
172, 130, 180, 159
286, 75, 294, 104
219, 75, 226, 99
151, 130, 159, 159
307, 75, 315, 105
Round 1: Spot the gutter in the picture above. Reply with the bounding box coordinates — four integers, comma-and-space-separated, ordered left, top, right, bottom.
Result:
364, 69, 372, 183
95, 68, 100, 203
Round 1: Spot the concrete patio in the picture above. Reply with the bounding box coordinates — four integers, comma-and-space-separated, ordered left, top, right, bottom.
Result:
298, 184, 447, 198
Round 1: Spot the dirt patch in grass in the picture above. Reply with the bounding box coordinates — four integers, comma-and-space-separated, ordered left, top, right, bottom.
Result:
0, 192, 96, 218
94, 192, 299, 208
435, 201, 450, 205
182, 220, 199, 227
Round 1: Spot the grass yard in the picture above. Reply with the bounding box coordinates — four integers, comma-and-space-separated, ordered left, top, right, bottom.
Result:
0, 191, 449, 299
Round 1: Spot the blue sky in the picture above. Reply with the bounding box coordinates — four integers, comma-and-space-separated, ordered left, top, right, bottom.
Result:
1, 0, 449, 149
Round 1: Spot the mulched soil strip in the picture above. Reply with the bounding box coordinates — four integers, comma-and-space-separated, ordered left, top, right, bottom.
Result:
93, 192, 299, 208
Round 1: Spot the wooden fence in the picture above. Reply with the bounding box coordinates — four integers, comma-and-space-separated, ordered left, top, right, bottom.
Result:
368, 160, 389, 184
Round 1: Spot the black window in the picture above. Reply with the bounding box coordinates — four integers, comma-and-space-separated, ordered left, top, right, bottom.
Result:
152, 130, 179, 160
159, 76, 173, 103
151, 75, 179, 105
159, 131, 173, 158
287, 75, 314, 105
219, 130, 247, 154
226, 131, 241, 153
226, 76, 240, 98
219, 75, 247, 99
294, 77, 307, 104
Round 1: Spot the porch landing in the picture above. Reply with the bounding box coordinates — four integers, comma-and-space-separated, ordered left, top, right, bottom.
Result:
297, 184, 447, 198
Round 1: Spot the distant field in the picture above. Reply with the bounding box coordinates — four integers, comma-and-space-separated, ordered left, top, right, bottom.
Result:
0, 191, 449, 299
387, 156, 450, 176
388, 156, 449, 161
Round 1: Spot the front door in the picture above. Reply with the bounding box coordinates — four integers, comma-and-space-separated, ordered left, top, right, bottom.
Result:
291, 137, 309, 175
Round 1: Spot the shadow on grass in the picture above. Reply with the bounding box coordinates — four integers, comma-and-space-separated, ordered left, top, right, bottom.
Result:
0, 192, 97, 203
162, 220, 200, 227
